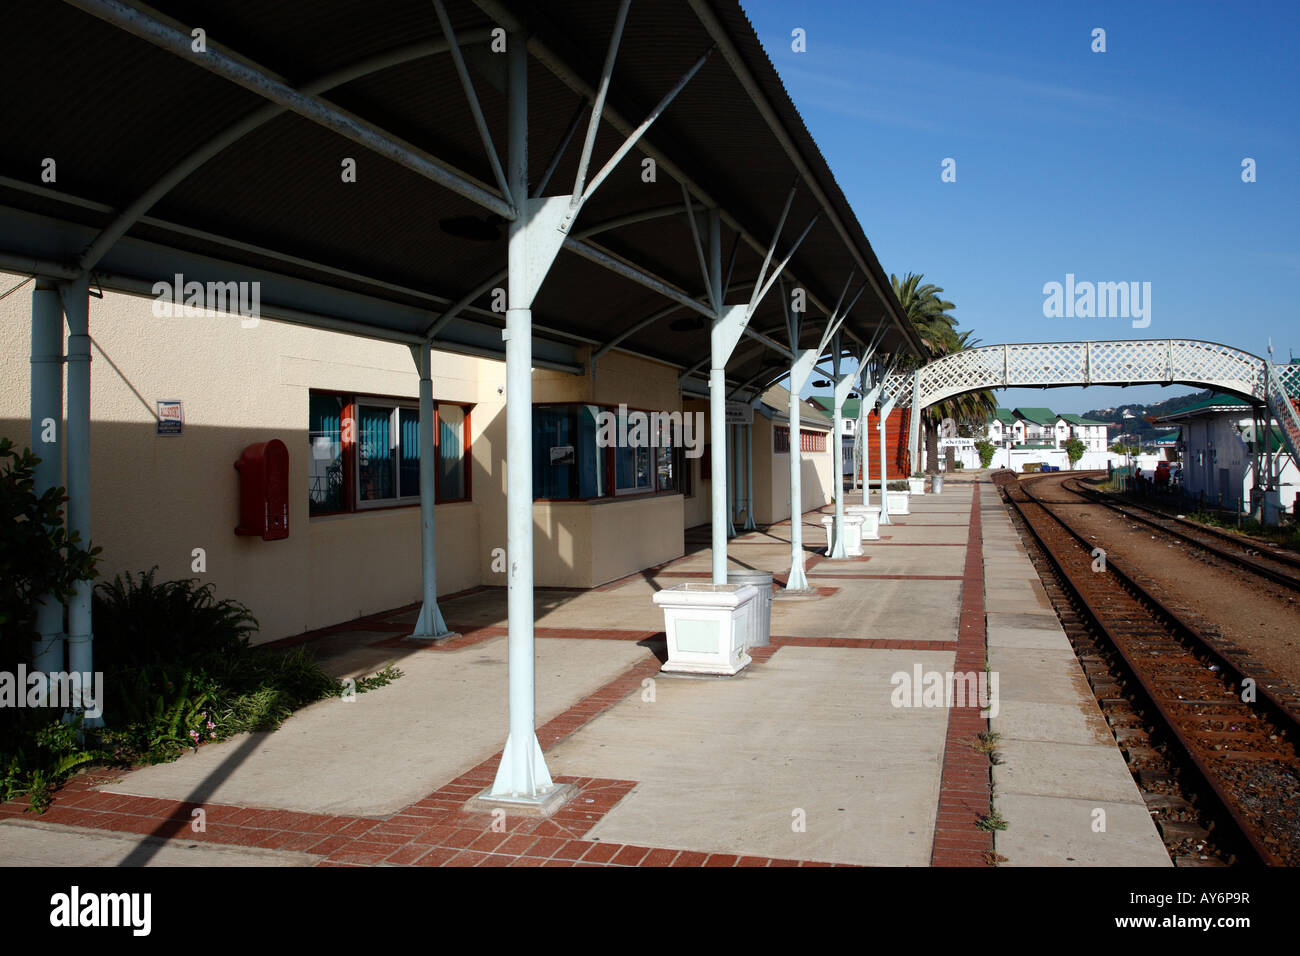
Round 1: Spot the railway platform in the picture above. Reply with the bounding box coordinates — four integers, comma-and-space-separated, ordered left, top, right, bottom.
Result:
0, 473, 1170, 867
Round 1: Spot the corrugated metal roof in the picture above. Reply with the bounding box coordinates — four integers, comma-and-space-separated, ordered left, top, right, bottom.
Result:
0, 0, 922, 382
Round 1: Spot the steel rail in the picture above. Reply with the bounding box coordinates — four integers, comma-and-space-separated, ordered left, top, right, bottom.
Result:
1005, 473, 1299, 866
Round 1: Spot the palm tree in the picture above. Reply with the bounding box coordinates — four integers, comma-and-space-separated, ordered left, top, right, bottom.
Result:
890, 273, 996, 473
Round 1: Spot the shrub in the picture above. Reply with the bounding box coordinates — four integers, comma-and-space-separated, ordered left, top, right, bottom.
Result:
0, 438, 102, 809
4, 566, 404, 808
1064, 437, 1086, 468
0, 438, 100, 669
974, 440, 995, 468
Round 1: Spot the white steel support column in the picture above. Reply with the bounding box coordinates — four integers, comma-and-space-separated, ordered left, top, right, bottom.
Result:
828, 337, 854, 559
725, 423, 736, 539
743, 420, 756, 531
784, 336, 819, 590
30, 282, 65, 682
59, 274, 99, 726
706, 208, 729, 584
411, 341, 453, 640
786, 382, 808, 588
709, 360, 729, 581
908, 371, 922, 474
856, 389, 868, 501
491, 35, 553, 802
879, 390, 898, 527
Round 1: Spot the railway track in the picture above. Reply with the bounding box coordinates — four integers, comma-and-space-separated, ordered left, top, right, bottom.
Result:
996, 471, 1300, 866
1056, 477, 1300, 594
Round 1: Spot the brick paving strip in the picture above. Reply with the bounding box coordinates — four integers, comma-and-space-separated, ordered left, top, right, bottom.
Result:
928, 481, 995, 866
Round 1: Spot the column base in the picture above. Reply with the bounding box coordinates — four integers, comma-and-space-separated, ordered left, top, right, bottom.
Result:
466, 782, 577, 818
407, 631, 460, 644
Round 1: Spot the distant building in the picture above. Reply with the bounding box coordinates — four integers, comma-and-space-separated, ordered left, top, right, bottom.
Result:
984, 407, 1110, 453
1154, 393, 1297, 513
1059, 414, 1111, 453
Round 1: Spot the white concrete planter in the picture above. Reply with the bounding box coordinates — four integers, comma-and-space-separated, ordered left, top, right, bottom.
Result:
652, 583, 756, 676
908, 477, 926, 495
887, 490, 910, 515
842, 515, 863, 556
821, 515, 835, 555
845, 504, 879, 541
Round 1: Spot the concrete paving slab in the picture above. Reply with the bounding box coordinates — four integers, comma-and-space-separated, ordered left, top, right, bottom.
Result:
100, 637, 648, 816
987, 625, 1073, 651
993, 794, 1172, 867
986, 610, 1061, 630
0, 820, 319, 866
993, 737, 1145, 804
544, 646, 955, 866
874, 525, 968, 545
834, 546, 966, 575
984, 584, 1054, 613
772, 578, 961, 640
992, 699, 1115, 747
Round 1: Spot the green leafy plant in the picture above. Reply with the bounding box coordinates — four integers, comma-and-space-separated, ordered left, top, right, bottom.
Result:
0, 438, 100, 667
3, 563, 406, 812
0, 438, 103, 809
1063, 437, 1086, 469
974, 440, 996, 468
975, 810, 1009, 832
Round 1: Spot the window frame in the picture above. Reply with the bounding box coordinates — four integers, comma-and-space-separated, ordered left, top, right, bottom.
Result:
308, 389, 473, 516
532, 401, 684, 503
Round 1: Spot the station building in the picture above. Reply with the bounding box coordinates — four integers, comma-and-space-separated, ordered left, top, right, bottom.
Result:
0, 279, 842, 640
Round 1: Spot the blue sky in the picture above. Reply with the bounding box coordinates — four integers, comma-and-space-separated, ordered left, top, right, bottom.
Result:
740, 0, 1300, 414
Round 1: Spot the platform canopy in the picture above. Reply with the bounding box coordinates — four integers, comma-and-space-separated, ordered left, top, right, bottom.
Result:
0, 0, 923, 382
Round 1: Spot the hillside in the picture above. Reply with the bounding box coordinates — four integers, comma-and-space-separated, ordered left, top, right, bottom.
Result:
1082, 389, 1212, 442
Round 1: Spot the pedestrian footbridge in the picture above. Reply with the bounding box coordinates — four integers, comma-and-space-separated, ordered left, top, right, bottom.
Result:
880, 339, 1300, 467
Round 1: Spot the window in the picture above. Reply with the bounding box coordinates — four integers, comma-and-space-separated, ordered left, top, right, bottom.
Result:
438, 404, 468, 500
774, 426, 826, 454
614, 407, 653, 495
532, 403, 681, 500
309, 393, 347, 516
309, 391, 471, 514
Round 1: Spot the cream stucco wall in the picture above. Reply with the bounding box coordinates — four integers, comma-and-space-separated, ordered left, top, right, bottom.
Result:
1, 279, 694, 637
534, 495, 684, 588
0, 273, 497, 643
763, 418, 834, 524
